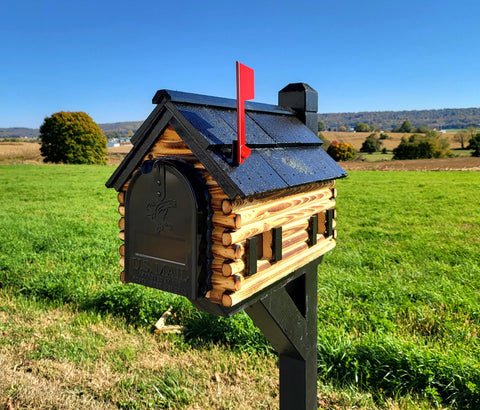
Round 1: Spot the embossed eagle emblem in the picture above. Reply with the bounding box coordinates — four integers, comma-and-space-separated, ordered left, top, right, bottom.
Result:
146, 198, 177, 233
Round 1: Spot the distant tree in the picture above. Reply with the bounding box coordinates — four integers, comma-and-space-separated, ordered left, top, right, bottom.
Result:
413, 125, 430, 133
339, 126, 347, 132
393, 131, 451, 159
360, 133, 382, 153
327, 141, 356, 161
354, 122, 371, 132
454, 130, 469, 149
379, 132, 389, 140
466, 126, 479, 140
468, 133, 480, 157
318, 121, 325, 132
40, 111, 107, 164
398, 120, 413, 133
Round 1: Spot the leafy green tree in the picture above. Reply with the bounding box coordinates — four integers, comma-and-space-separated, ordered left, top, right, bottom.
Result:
327, 141, 356, 161
393, 131, 451, 159
360, 133, 382, 153
468, 133, 480, 157
40, 112, 107, 164
318, 121, 325, 132
398, 120, 413, 133
354, 122, 371, 132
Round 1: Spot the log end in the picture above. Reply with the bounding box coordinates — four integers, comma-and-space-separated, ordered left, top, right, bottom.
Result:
234, 214, 242, 229
233, 274, 243, 291
117, 191, 125, 205
120, 271, 127, 283
221, 199, 233, 215
222, 264, 232, 277
222, 233, 233, 246
118, 205, 125, 217
222, 293, 233, 307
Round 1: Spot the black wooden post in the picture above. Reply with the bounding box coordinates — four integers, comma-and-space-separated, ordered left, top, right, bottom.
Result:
245, 259, 320, 409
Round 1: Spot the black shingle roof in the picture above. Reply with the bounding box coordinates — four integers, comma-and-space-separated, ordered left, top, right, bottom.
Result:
106, 89, 346, 198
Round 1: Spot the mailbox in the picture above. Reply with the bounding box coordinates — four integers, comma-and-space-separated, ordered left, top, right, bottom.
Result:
124, 158, 210, 300
107, 83, 346, 316
106, 80, 347, 408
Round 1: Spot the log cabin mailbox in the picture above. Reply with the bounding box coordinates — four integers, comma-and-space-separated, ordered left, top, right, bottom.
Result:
106, 80, 346, 409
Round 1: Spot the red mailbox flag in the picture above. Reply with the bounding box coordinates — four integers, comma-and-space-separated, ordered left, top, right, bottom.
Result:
236, 61, 254, 164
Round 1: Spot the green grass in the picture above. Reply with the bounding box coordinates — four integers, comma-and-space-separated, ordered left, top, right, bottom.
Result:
1, 165, 480, 408
318, 171, 480, 407
357, 151, 394, 162
451, 149, 475, 157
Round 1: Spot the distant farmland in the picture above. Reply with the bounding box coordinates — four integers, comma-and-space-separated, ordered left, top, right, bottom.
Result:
320, 131, 463, 151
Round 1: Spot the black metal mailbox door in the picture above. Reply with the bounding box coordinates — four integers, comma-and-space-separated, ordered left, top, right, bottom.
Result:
125, 159, 205, 300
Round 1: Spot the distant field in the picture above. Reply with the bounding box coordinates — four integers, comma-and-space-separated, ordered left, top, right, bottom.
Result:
1, 165, 479, 408
1, 139, 477, 171
321, 131, 463, 151
0, 142, 42, 163
0, 142, 132, 165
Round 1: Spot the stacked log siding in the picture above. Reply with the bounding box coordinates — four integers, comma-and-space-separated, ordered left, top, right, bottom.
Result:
117, 126, 338, 307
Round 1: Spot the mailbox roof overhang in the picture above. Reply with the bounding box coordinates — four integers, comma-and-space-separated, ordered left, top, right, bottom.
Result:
106, 89, 347, 198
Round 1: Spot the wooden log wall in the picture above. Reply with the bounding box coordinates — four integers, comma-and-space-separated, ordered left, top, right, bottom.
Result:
116, 126, 338, 308
212, 182, 338, 307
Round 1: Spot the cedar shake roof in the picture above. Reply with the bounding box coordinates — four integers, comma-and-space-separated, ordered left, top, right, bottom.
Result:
106, 89, 347, 198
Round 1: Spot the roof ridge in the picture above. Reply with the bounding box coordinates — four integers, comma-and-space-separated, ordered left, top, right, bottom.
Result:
152, 89, 295, 115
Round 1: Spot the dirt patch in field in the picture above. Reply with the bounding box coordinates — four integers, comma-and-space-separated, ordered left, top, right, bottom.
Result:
339, 156, 480, 171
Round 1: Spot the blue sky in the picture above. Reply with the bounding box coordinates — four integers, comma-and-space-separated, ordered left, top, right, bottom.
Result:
1, 0, 479, 128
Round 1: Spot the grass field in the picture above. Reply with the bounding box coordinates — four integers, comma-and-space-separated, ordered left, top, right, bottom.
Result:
1, 165, 479, 408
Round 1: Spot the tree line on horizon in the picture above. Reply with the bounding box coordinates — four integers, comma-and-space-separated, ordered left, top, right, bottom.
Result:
318, 107, 480, 131
0, 121, 143, 140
